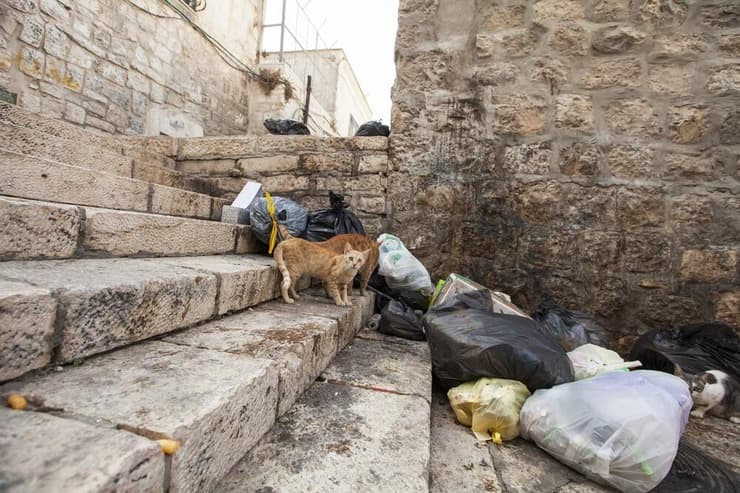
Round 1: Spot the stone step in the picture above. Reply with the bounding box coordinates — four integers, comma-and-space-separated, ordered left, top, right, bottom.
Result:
217, 328, 432, 492
0, 150, 217, 220
0, 255, 284, 381
0, 103, 212, 195
0, 195, 259, 260
1, 293, 374, 492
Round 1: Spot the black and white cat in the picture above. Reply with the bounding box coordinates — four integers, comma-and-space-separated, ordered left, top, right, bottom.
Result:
689, 370, 740, 424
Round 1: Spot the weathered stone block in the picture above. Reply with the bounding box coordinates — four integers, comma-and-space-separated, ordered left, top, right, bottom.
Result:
608, 144, 655, 179
648, 63, 695, 97
556, 94, 594, 131
178, 136, 259, 159
592, 25, 648, 54
358, 154, 388, 174
616, 187, 665, 228
514, 181, 563, 225
700, 1, 740, 28
719, 111, 740, 145
476, 62, 520, 87
624, 232, 671, 273
19, 16, 44, 47
681, 248, 737, 283
667, 105, 707, 144
503, 142, 551, 174
0, 280, 56, 382
238, 155, 300, 176
221, 204, 249, 224
165, 309, 338, 416
0, 408, 164, 492
63, 102, 85, 124
489, 95, 546, 136
2, 341, 278, 493
150, 185, 212, 219
559, 141, 599, 176
0, 151, 148, 212
0, 258, 218, 361
82, 208, 238, 257
638, 0, 689, 28
357, 195, 386, 214
302, 153, 353, 173
589, 0, 630, 22
578, 57, 641, 89
178, 158, 237, 175
651, 33, 710, 60
529, 57, 568, 87
158, 255, 279, 315
605, 99, 659, 136
19, 46, 44, 79
664, 153, 716, 180
549, 23, 589, 55
479, 4, 525, 31
260, 174, 310, 193
44, 24, 70, 58
706, 64, 740, 96
0, 196, 80, 260
533, 0, 585, 26
714, 290, 740, 327
718, 33, 740, 57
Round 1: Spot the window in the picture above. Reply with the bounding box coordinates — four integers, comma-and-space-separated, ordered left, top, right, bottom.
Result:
348, 115, 358, 136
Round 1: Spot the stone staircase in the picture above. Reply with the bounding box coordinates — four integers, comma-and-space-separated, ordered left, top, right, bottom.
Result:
0, 102, 431, 492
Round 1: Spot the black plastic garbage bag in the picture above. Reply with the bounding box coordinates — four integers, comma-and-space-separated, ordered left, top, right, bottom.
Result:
249, 196, 308, 245
302, 191, 366, 242
379, 300, 425, 341
355, 120, 390, 137
423, 290, 574, 392
654, 440, 739, 493
532, 298, 610, 352
263, 118, 310, 135
629, 323, 740, 380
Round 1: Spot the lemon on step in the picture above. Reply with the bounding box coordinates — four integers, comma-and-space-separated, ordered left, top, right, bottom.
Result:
7, 394, 27, 410
157, 439, 180, 455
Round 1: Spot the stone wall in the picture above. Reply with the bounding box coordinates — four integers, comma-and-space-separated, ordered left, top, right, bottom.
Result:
0, 0, 263, 136
390, 0, 740, 348
175, 135, 389, 237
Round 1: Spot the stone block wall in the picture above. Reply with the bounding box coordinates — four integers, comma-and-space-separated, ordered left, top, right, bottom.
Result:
391, 0, 739, 348
0, 0, 261, 136
175, 136, 389, 236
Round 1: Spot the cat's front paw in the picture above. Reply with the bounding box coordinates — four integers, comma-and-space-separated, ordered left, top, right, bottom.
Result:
283, 297, 295, 304
730, 416, 740, 424
690, 409, 706, 419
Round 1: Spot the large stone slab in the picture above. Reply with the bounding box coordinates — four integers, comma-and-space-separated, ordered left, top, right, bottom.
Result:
1, 341, 279, 493
260, 293, 361, 350
149, 183, 212, 219
157, 255, 280, 314
217, 381, 430, 492
0, 196, 81, 260
0, 258, 217, 361
0, 279, 57, 382
165, 309, 339, 415
0, 150, 149, 213
82, 208, 238, 257
430, 391, 502, 492
0, 408, 163, 493
0, 101, 126, 154
0, 121, 132, 177
320, 336, 431, 401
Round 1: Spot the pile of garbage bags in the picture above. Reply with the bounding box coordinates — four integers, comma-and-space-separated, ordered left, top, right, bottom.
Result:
521, 370, 692, 492
249, 192, 365, 246
263, 118, 310, 135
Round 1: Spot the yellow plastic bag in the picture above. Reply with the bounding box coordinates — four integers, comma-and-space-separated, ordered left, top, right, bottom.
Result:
447, 378, 531, 443
264, 191, 279, 254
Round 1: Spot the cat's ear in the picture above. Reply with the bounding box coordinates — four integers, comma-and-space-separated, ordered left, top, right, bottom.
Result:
361, 249, 370, 259
344, 242, 352, 254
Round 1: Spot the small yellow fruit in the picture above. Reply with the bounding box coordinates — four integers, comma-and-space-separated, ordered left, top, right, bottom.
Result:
7, 394, 27, 410
157, 439, 180, 455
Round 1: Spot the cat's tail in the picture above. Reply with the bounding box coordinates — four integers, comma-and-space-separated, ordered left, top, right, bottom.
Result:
273, 241, 292, 301
277, 222, 294, 241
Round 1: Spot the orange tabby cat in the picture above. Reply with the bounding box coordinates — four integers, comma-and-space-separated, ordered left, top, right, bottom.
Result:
276, 224, 379, 296
273, 237, 369, 306
319, 234, 379, 296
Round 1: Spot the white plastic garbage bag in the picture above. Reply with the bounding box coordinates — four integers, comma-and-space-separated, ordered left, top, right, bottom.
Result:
567, 344, 642, 380
520, 370, 691, 493
377, 234, 433, 294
